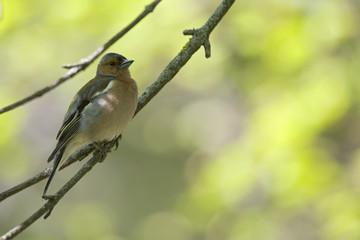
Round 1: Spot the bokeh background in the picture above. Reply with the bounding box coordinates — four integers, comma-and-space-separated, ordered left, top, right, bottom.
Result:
1, 0, 360, 239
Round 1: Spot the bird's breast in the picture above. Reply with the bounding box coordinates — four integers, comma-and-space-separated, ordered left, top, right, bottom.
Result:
80, 79, 138, 142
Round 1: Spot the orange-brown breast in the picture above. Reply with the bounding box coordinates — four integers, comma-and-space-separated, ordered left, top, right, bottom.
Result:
80, 77, 138, 142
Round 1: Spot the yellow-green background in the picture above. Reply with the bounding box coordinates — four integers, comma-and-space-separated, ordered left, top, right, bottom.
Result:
1, 0, 360, 239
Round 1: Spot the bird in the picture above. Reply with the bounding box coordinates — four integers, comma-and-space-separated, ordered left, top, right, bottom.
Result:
43, 53, 138, 197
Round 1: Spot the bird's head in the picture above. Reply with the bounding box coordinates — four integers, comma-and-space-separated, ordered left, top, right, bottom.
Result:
97, 53, 134, 76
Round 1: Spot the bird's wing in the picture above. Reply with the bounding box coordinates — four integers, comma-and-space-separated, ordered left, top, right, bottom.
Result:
48, 75, 116, 162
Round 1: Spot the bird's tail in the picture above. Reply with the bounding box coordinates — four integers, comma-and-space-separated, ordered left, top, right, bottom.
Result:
43, 147, 65, 196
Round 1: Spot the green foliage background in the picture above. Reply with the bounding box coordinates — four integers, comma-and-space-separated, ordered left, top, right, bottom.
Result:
1, 0, 360, 239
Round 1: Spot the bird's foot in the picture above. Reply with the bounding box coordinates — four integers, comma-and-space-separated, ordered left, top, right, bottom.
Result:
93, 142, 108, 162
113, 134, 122, 151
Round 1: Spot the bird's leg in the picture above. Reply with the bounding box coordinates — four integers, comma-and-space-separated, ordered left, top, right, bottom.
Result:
113, 134, 122, 151
93, 142, 107, 162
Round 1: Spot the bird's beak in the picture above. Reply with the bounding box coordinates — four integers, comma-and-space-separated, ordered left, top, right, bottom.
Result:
120, 59, 134, 69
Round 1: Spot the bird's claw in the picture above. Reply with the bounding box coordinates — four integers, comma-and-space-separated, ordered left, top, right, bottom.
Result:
93, 142, 107, 162
93, 135, 122, 162
113, 134, 122, 150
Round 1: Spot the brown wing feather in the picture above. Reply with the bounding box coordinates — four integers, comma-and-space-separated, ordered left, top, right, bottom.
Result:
48, 75, 116, 162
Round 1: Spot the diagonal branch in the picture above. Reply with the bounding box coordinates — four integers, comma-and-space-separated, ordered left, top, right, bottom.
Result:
135, 0, 235, 112
0, 0, 161, 115
0, 145, 94, 202
0, 0, 236, 239
0, 0, 235, 203
1, 149, 107, 240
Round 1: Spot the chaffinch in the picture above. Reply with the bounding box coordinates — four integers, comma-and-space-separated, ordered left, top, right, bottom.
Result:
43, 53, 138, 196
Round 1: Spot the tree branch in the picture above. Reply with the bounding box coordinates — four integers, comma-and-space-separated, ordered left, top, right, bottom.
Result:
1, 149, 107, 240
0, 0, 236, 238
0, 0, 161, 115
135, 0, 235, 113
0, 145, 94, 202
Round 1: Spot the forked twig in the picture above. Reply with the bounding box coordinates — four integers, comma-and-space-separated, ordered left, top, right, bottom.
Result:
0, 0, 161, 115
0, 0, 236, 238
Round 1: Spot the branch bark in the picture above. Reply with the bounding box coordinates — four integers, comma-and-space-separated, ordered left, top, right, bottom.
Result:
135, 0, 235, 113
0, 0, 236, 238
0, 0, 161, 115
0, 145, 94, 202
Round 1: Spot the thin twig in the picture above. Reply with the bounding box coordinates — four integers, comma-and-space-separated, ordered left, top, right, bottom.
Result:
0, 145, 94, 203
1, 0, 236, 238
0, 169, 49, 202
1, 150, 107, 240
136, 0, 235, 113
0, 0, 161, 115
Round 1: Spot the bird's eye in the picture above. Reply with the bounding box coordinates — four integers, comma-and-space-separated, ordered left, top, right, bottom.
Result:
109, 62, 115, 66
